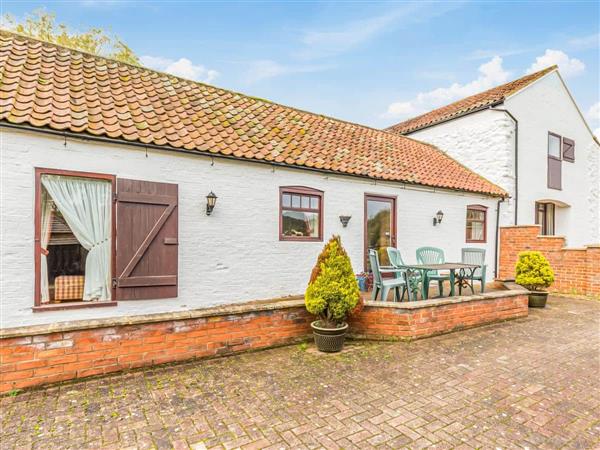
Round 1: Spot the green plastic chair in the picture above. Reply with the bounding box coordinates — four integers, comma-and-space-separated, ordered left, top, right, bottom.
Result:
386, 247, 421, 301
369, 249, 406, 302
461, 248, 487, 293
416, 246, 450, 297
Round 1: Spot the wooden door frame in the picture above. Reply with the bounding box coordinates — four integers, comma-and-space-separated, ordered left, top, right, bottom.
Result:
364, 193, 397, 271
34, 167, 117, 308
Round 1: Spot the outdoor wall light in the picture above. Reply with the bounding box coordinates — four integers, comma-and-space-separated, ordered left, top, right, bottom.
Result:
339, 215, 352, 227
206, 191, 218, 216
433, 210, 444, 226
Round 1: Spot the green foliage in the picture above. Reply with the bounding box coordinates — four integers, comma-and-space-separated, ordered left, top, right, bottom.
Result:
515, 251, 554, 291
2, 9, 139, 65
305, 236, 361, 327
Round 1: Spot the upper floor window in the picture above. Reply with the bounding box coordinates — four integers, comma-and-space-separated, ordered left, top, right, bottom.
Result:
279, 186, 323, 241
547, 132, 562, 190
466, 205, 487, 243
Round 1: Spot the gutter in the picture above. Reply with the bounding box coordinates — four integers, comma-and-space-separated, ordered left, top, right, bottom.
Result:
0, 121, 505, 199
489, 107, 519, 225
494, 197, 505, 278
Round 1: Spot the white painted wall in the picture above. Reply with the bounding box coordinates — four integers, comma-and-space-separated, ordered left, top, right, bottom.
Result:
409, 109, 516, 227
408, 71, 600, 247
504, 71, 600, 247
0, 128, 500, 327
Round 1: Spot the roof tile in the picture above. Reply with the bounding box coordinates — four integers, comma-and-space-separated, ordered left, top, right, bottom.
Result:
387, 66, 556, 134
0, 31, 506, 196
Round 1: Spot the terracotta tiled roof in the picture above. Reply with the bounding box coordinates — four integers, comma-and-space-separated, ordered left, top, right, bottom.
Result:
0, 31, 506, 197
386, 66, 557, 135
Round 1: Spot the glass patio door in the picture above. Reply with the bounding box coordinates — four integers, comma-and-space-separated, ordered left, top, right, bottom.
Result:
364, 195, 396, 270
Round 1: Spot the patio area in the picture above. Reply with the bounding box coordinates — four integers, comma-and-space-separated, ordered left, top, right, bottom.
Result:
1, 295, 598, 449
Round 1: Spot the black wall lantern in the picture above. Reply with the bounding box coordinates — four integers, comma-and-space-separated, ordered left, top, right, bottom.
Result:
339, 215, 352, 227
206, 191, 218, 216
433, 210, 444, 226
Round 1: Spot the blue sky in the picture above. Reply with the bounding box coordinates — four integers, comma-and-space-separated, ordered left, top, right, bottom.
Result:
3, 1, 599, 133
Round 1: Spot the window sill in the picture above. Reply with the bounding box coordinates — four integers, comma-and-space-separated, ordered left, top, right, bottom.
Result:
32, 301, 118, 312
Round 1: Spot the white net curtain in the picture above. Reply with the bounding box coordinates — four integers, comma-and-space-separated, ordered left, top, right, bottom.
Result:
41, 175, 112, 301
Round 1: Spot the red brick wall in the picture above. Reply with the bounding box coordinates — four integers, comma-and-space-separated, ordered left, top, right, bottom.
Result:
498, 225, 600, 296
0, 306, 312, 394
349, 294, 528, 340
0, 292, 529, 393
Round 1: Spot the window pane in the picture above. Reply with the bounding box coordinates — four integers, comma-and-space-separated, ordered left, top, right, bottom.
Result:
470, 222, 484, 241
467, 210, 484, 221
282, 193, 291, 208
310, 196, 319, 209
291, 195, 301, 208
548, 134, 561, 158
301, 195, 310, 209
282, 211, 319, 237
545, 203, 555, 235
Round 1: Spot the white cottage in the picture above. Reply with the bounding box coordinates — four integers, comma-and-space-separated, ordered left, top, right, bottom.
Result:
0, 32, 506, 329
387, 67, 600, 247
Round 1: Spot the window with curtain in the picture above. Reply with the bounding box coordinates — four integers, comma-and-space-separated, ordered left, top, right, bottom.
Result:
279, 187, 323, 241
466, 205, 487, 243
37, 171, 113, 306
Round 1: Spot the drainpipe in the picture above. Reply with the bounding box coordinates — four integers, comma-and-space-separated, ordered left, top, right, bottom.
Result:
494, 197, 505, 279
489, 107, 519, 225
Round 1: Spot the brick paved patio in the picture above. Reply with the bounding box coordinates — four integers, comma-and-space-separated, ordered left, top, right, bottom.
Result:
1, 296, 599, 449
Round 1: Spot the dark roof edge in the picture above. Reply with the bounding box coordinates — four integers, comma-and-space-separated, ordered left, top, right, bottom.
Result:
1, 121, 507, 198
389, 101, 505, 135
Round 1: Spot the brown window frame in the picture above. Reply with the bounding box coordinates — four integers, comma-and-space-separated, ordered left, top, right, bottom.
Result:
364, 194, 397, 271
547, 132, 562, 190
535, 202, 555, 236
465, 204, 487, 243
33, 168, 117, 312
279, 186, 323, 242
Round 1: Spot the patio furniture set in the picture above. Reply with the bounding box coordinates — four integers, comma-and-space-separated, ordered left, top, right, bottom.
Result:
369, 247, 487, 302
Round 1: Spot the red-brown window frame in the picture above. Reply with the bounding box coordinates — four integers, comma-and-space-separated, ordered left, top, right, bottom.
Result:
547, 132, 562, 191
279, 186, 324, 242
535, 202, 555, 236
364, 194, 397, 271
465, 204, 487, 243
33, 168, 117, 312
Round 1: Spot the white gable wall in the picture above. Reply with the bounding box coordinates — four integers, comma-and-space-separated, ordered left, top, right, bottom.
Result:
504, 71, 600, 247
407, 109, 516, 227
0, 128, 499, 328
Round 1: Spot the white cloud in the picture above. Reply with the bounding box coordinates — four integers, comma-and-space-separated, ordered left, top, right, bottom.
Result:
526, 49, 585, 78
568, 33, 600, 50
244, 59, 333, 84
588, 102, 600, 122
296, 2, 464, 60
384, 56, 511, 119
139, 55, 219, 83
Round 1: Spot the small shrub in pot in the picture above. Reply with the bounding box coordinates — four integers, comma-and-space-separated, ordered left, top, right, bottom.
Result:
515, 251, 554, 307
305, 236, 362, 352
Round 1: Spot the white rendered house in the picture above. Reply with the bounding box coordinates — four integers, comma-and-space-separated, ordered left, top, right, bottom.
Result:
0, 32, 506, 328
387, 67, 600, 247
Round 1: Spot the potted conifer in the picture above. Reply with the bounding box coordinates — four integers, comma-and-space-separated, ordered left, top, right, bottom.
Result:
305, 236, 362, 352
515, 251, 555, 308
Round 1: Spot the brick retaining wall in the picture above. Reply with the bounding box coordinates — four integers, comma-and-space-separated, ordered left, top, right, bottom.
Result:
1, 290, 529, 393
499, 225, 600, 296
349, 292, 528, 340
0, 301, 312, 394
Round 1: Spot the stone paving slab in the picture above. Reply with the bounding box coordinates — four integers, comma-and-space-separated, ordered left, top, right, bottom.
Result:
1, 296, 599, 449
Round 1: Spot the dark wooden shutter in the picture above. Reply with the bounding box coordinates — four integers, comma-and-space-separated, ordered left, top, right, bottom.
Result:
115, 178, 178, 300
562, 137, 575, 162
547, 157, 562, 190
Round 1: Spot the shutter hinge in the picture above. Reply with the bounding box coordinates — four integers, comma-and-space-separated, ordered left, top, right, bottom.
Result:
113, 192, 118, 203
112, 278, 118, 288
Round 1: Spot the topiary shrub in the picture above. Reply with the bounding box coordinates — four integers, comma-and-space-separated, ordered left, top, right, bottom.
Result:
305, 236, 361, 328
515, 251, 555, 291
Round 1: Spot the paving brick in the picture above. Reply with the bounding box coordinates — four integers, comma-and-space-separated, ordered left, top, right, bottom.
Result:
0, 296, 598, 449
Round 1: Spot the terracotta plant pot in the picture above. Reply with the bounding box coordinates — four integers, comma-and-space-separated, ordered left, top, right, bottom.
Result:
528, 291, 548, 308
311, 321, 348, 352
